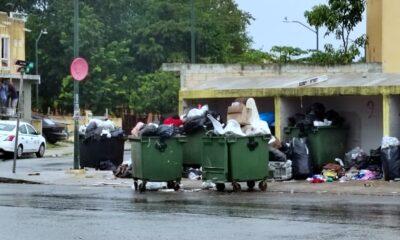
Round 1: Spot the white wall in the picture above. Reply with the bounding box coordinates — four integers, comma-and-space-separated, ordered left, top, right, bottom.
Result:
389, 95, 400, 138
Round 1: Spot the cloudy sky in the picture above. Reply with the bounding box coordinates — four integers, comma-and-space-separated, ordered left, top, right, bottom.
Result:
235, 0, 366, 53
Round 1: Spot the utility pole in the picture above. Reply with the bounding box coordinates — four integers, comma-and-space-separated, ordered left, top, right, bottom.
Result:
190, 0, 195, 63
73, 0, 80, 169
13, 70, 23, 173
284, 17, 319, 51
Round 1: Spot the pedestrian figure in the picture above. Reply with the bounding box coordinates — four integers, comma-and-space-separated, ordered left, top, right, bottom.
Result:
0, 81, 8, 114
5, 80, 18, 113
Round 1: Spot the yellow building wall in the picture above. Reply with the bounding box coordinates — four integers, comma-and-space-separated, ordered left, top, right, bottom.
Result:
381, 0, 400, 73
0, 12, 25, 75
366, 0, 382, 63
367, 0, 400, 73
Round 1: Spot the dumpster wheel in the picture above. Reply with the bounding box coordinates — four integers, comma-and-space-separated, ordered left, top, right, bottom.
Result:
173, 182, 180, 191
216, 183, 225, 192
246, 181, 255, 190
133, 180, 139, 191
232, 182, 241, 192
167, 181, 175, 189
258, 180, 268, 191
139, 181, 147, 193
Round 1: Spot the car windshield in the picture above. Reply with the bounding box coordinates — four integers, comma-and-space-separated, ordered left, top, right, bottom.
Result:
43, 119, 56, 125
0, 123, 16, 131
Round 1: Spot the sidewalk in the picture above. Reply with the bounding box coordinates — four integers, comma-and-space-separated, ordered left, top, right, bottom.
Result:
1, 142, 399, 196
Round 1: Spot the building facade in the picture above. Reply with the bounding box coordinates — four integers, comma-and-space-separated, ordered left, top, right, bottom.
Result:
367, 0, 400, 73
0, 11, 39, 120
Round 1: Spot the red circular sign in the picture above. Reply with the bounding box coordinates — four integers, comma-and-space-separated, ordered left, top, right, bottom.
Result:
70, 57, 89, 81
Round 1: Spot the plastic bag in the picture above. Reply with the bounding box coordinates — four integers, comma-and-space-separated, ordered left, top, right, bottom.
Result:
381, 146, 400, 181
139, 124, 158, 136
344, 147, 368, 170
186, 105, 209, 118
289, 137, 312, 179
223, 119, 245, 136
381, 136, 400, 149
156, 124, 176, 139
183, 115, 207, 134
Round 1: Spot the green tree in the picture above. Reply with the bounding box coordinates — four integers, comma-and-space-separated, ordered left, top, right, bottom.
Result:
130, 72, 180, 114
270, 46, 307, 64
304, 0, 366, 63
12, 0, 254, 115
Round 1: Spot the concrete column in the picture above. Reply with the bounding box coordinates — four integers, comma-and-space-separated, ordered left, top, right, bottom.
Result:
383, 94, 390, 136
274, 96, 282, 140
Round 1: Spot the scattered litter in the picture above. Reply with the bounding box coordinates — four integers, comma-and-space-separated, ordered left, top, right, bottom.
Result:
158, 189, 175, 192
146, 182, 167, 190
28, 172, 40, 176
92, 182, 122, 186
202, 181, 216, 189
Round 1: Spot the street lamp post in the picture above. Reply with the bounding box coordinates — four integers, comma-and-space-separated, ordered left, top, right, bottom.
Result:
283, 17, 319, 51
35, 29, 47, 110
190, 0, 195, 63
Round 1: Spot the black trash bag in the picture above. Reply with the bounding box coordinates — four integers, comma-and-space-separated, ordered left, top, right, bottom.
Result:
111, 128, 124, 138
99, 160, 117, 171
306, 102, 325, 121
344, 147, 369, 170
288, 113, 305, 127
183, 115, 207, 134
85, 121, 98, 133
139, 124, 158, 137
269, 148, 287, 162
381, 146, 400, 181
156, 124, 176, 138
325, 109, 344, 126
289, 137, 313, 179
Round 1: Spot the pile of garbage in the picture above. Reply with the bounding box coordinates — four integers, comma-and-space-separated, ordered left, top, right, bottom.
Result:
205, 98, 272, 137
79, 118, 124, 141
180, 105, 222, 135
306, 136, 400, 183
79, 118, 125, 171
288, 102, 344, 128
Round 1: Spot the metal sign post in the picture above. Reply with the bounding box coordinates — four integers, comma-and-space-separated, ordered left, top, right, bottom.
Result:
12, 70, 24, 173
73, 0, 80, 169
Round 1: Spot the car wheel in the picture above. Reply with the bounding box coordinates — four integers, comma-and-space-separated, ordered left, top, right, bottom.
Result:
36, 144, 45, 158
17, 145, 23, 159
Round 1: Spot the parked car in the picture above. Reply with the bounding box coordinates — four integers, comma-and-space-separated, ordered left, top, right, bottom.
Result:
32, 115, 69, 144
0, 120, 46, 158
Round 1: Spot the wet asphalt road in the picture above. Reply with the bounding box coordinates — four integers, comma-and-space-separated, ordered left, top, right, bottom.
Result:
0, 184, 399, 240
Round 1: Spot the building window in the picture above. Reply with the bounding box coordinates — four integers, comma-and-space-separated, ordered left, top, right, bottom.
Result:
1, 36, 10, 68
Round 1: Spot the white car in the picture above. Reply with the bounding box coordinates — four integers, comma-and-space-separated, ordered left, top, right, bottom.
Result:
0, 120, 46, 158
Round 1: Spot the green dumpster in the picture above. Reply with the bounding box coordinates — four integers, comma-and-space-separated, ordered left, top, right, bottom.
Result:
284, 127, 348, 173
129, 136, 186, 192
202, 134, 270, 192
183, 131, 204, 167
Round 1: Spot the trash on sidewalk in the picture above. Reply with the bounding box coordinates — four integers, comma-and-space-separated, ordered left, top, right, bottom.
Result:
381, 136, 400, 181
28, 172, 40, 176
79, 118, 125, 170
182, 167, 202, 180
269, 160, 292, 181
201, 180, 216, 189
114, 163, 132, 178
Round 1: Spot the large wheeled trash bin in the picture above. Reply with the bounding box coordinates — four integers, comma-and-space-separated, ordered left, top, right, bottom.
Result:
202, 134, 270, 192
183, 130, 204, 168
79, 136, 125, 169
129, 136, 186, 192
284, 127, 348, 173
